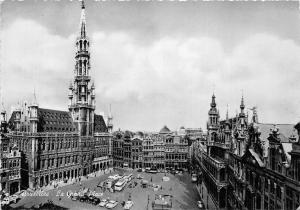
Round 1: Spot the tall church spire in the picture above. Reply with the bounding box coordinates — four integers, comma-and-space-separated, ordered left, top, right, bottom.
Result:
69, 1, 95, 136
79, 0, 87, 38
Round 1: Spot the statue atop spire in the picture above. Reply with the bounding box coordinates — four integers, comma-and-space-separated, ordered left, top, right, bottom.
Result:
79, 0, 87, 38
210, 93, 216, 108
81, 0, 85, 9
240, 95, 245, 111
32, 88, 38, 107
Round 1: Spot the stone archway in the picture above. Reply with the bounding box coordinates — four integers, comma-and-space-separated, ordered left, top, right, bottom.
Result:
45, 175, 49, 186
40, 176, 44, 187
10, 182, 19, 195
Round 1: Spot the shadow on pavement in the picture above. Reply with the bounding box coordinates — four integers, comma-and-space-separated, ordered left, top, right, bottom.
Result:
5, 202, 69, 210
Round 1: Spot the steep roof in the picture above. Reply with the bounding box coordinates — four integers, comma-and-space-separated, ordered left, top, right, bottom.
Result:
94, 114, 108, 133
248, 148, 265, 167
257, 123, 297, 143
37, 108, 76, 132
8, 108, 76, 132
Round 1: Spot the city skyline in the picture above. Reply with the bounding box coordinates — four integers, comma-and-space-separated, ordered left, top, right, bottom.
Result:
2, 0, 300, 131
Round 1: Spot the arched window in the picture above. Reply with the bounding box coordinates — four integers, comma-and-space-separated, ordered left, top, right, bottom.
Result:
211, 132, 217, 142
79, 60, 82, 75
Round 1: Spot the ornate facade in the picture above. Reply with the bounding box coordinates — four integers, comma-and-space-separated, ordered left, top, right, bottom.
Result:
3, 1, 112, 192
0, 109, 21, 195
111, 127, 190, 170
197, 94, 300, 210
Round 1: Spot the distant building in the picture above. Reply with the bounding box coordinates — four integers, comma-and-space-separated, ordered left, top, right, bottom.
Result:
143, 135, 154, 168
112, 126, 191, 170
131, 132, 144, 169
112, 131, 124, 168
160, 126, 189, 170
152, 133, 166, 169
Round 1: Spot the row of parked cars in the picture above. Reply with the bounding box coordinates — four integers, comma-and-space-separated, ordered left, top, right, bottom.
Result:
0, 194, 19, 207
71, 192, 134, 209
70, 188, 120, 209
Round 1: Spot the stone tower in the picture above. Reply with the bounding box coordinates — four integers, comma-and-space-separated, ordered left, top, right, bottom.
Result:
28, 91, 38, 133
68, 0, 95, 136
207, 94, 220, 155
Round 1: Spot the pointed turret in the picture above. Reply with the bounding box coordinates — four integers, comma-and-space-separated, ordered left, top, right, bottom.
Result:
207, 93, 219, 132
29, 90, 39, 133
0, 103, 7, 133
79, 0, 87, 38
239, 95, 246, 121
210, 93, 216, 108
107, 104, 113, 133
0, 85, 5, 123
0, 102, 6, 123
226, 105, 229, 121
31, 88, 38, 107
240, 96, 245, 113
225, 105, 231, 133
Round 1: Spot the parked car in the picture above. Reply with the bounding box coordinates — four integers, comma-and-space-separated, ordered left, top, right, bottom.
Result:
97, 181, 105, 188
192, 174, 198, 183
92, 197, 101, 205
197, 200, 205, 209
106, 200, 118, 209
10, 195, 19, 204
149, 168, 158, 174
99, 199, 108, 207
71, 194, 78, 201
137, 168, 142, 172
124, 200, 134, 209
79, 194, 89, 202
1, 197, 11, 206
88, 195, 95, 203
136, 174, 143, 179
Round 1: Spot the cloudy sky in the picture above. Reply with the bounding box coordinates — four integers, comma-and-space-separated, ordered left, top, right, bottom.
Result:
1, 0, 300, 132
